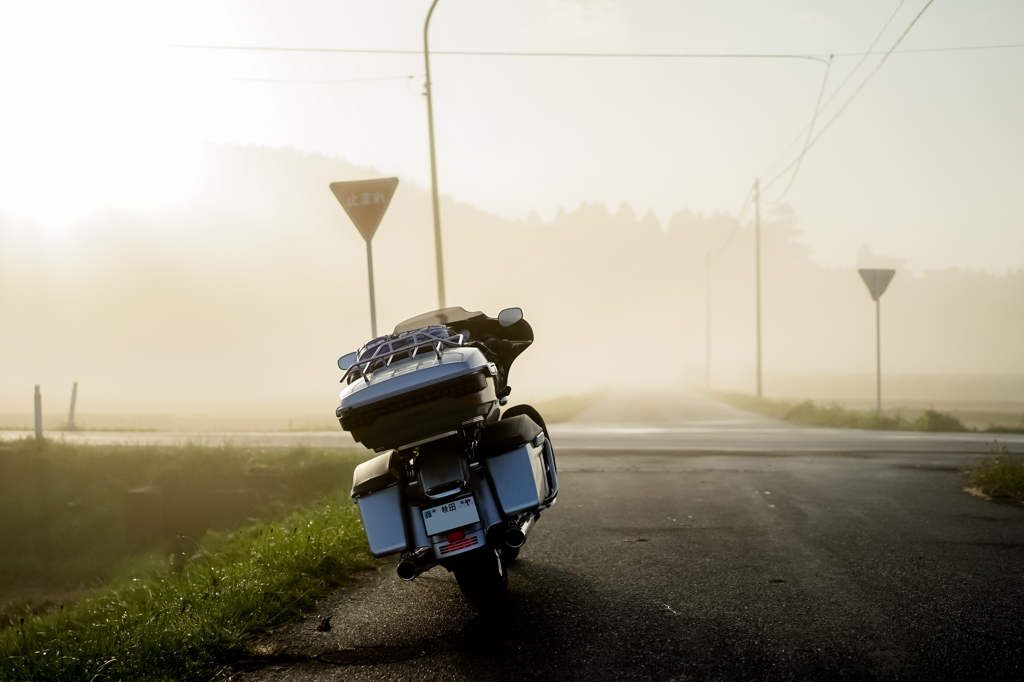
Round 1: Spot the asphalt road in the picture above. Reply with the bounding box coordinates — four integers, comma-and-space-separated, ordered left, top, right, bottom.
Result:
225, 391, 1024, 681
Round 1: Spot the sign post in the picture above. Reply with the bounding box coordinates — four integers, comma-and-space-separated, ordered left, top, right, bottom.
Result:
67, 381, 78, 430
34, 385, 43, 441
329, 178, 399, 338
858, 268, 896, 411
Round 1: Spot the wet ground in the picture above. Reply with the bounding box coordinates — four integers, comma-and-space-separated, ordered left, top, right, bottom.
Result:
225, 392, 1024, 681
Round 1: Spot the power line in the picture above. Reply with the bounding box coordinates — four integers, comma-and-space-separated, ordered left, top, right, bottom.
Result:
168, 44, 830, 64
173, 2, 967, 256
168, 42, 1024, 60
826, 0, 908, 102
762, 55, 833, 206
715, 1, 936, 399
224, 74, 418, 84
760, 0, 907, 184
762, 0, 937, 194
829, 42, 1024, 57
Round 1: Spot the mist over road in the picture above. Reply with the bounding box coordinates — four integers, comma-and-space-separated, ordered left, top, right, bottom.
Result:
5, 389, 1023, 454
229, 391, 1024, 680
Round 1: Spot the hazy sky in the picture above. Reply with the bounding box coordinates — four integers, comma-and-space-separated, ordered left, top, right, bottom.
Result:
1, 0, 1022, 273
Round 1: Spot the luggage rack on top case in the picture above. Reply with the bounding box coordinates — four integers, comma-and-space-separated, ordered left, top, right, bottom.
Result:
341, 326, 465, 383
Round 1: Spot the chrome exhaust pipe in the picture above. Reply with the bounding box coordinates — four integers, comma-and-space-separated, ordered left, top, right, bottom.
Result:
505, 515, 536, 549
397, 548, 435, 581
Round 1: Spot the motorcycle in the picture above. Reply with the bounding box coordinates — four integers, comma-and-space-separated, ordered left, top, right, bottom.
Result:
335, 306, 558, 606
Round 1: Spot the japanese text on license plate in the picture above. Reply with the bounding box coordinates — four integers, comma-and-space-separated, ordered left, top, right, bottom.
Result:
421, 496, 479, 536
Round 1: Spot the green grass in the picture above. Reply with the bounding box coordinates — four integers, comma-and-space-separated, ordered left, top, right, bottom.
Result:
716, 392, 1024, 433
0, 413, 341, 432
0, 494, 373, 681
0, 439, 367, 620
968, 455, 1024, 505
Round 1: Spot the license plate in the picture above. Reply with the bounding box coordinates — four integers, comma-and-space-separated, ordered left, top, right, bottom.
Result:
422, 496, 479, 536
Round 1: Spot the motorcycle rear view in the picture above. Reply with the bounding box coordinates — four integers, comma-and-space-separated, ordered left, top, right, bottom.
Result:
335, 306, 558, 607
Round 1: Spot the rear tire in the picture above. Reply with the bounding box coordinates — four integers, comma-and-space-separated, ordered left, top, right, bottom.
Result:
502, 545, 521, 563
453, 548, 508, 608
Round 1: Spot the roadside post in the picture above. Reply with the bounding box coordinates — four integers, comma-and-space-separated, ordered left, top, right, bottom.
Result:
329, 178, 399, 338
34, 385, 43, 440
68, 381, 78, 430
857, 268, 896, 411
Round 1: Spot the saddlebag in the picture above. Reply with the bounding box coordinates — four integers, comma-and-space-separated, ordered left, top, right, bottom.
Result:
351, 452, 408, 557
480, 415, 556, 516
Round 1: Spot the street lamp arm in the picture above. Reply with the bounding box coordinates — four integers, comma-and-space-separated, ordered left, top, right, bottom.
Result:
424, 0, 442, 50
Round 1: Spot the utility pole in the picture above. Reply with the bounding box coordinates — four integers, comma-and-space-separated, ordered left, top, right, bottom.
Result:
423, 0, 447, 308
754, 178, 763, 398
705, 252, 711, 389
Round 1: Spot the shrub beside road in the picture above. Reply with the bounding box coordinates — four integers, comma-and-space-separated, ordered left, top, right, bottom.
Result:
715, 392, 1024, 508
968, 455, 1024, 505
717, 392, 1024, 434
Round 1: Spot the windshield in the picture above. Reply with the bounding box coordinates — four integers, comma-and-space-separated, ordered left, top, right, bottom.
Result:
394, 307, 487, 334
391, 306, 534, 394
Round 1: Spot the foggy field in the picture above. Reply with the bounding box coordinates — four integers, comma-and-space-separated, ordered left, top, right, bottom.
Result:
4, 145, 1024, 423
0, 413, 342, 433
0, 440, 367, 623
0, 393, 603, 434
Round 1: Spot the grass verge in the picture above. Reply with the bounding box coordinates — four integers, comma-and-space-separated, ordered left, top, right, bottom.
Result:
716, 391, 1024, 433
967, 455, 1024, 505
0, 493, 373, 681
0, 439, 366, 602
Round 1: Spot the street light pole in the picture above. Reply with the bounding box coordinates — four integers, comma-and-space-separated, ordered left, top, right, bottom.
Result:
754, 178, 763, 398
424, 0, 447, 309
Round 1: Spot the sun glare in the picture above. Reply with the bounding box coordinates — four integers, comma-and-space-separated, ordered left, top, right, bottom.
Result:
0, 1, 207, 229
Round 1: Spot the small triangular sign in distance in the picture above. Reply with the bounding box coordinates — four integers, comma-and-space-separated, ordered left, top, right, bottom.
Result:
858, 268, 896, 301
329, 177, 399, 242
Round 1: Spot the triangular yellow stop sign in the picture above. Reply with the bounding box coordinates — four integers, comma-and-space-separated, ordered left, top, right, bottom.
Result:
329, 177, 399, 242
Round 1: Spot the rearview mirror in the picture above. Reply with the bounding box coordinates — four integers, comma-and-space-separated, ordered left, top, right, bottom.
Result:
337, 352, 358, 371
497, 307, 523, 327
